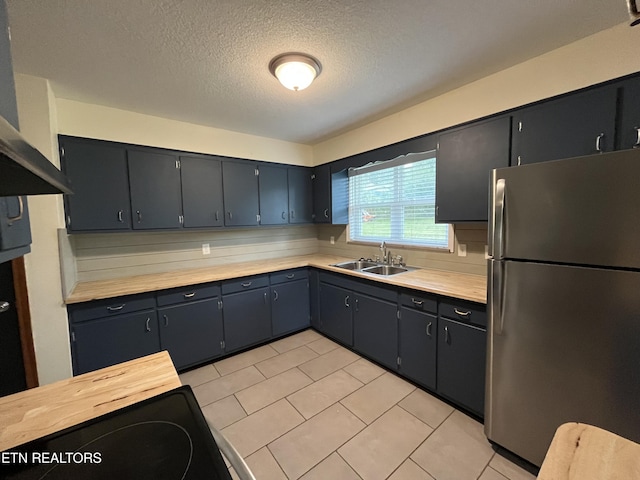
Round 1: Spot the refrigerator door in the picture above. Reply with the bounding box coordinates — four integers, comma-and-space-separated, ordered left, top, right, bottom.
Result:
485, 260, 640, 466
492, 148, 640, 269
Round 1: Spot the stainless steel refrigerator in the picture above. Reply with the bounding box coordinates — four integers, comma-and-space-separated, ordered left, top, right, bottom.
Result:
485, 148, 640, 467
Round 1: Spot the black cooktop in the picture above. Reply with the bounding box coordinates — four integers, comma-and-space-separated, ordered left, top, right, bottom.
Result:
1, 386, 232, 480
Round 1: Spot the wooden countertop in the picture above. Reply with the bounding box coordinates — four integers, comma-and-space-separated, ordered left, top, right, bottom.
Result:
66, 254, 487, 304
0, 351, 180, 452
538, 422, 640, 480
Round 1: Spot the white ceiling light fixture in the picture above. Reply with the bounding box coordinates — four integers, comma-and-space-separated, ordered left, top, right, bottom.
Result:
269, 53, 322, 91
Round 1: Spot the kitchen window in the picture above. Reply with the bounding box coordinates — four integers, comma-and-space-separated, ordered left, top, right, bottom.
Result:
348, 151, 452, 250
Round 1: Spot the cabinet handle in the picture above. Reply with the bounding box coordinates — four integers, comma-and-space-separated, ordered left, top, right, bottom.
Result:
117, 210, 124, 223
324, 208, 329, 218
145, 318, 151, 332
355, 298, 359, 312
7, 196, 24, 224
215, 211, 219, 221
291, 210, 295, 219
241, 281, 252, 288
634, 127, 640, 148
517, 155, 522, 166
282, 211, 287, 220
136, 210, 142, 223
273, 289, 279, 301
454, 308, 471, 317
0, 301, 10, 313
411, 298, 423, 307
183, 292, 196, 299
228, 211, 233, 220
286, 274, 295, 279
595, 133, 605, 153
344, 295, 350, 308
106, 304, 125, 312
444, 325, 449, 343
264, 292, 267, 304
426, 322, 432, 337
163, 314, 169, 327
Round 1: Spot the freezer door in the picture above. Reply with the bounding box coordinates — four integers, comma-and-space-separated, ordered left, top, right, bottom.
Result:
485, 260, 640, 466
492, 149, 640, 268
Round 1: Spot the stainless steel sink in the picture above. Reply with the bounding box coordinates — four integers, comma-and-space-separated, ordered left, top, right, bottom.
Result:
332, 260, 379, 270
361, 265, 408, 276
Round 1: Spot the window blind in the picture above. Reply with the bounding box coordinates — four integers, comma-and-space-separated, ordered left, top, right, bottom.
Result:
348, 151, 450, 249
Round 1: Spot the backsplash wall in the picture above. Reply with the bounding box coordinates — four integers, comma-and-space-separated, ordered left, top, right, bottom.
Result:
71, 225, 319, 283
317, 224, 488, 276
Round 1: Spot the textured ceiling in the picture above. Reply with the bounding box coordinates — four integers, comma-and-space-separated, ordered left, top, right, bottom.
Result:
5, 0, 630, 144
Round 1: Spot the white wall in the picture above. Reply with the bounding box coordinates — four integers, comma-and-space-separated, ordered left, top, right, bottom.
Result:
14, 74, 73, 384
56, 99, 313, 166
313, 22, 640, 164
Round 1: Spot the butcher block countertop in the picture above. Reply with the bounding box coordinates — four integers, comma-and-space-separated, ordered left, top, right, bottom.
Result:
538, 422, 640, 480
0, 352, 180, 452
66, 254, 487, 304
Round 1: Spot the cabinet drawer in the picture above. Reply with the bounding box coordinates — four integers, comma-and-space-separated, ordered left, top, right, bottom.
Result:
400, 292, 437, 313
221, 275, 269, 294
439, 300, 486, 328
156, 283, 220, 306
68, 293, 156, 323
270, 268, 308, 285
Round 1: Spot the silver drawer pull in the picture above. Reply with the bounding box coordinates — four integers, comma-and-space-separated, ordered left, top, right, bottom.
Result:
163, 314, 169, 327
7, 196, 24, 224
0, 301, 10, 313
444, 325, 449, 342
241, 281, 252, 288
634, 126, 640, 148
411, 298, 423, 307
117, 210, 124, 223
107, 304, 126, 312
286, 274, 295, 279
595, 132, 605, 153
344, 295, 350, 308
324, 208, 329, 218
273, 290, 279, 301
454, 308, 471, 317
426, 322, 432, 337
145, 318, 151, 332
183, 292, 196, 298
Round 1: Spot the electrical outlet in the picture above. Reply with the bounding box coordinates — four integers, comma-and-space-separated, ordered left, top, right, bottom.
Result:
458, 243, 467, 257
330, 236, 335, 245
202, 243, 210, 255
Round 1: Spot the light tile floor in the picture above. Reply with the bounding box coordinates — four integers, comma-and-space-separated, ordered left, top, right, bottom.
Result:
180, 329, 538, 480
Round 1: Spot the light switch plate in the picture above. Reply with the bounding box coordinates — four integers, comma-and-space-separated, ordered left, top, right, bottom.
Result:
202, 243, 210, 255
330, 236, 335, 245
458, 244, 467, 257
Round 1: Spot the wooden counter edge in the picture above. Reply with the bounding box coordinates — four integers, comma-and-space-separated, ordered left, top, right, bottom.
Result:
0, 351, 181, 452
537, 422, 640, 480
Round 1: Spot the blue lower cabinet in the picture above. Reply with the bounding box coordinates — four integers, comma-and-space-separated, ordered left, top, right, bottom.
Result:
222, 286, 272, 352
157, 297, 224, 370
271, 279, 310, 336
352, 293, 398, 371
398, 306, 437, 391
72, 310, 160, 375
318, 282, 353, 346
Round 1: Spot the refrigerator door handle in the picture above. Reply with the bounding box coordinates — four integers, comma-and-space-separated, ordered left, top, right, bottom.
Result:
489, 260, 505, 335
493, 178, 506, 260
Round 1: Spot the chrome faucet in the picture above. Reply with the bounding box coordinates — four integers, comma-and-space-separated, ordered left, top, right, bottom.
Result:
380, 241, 389, 264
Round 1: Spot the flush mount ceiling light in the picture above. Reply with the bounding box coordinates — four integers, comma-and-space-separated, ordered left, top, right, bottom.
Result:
269, 53, 322, 91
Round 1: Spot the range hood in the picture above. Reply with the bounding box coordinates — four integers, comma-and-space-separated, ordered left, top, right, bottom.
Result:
0, 113, 72, 196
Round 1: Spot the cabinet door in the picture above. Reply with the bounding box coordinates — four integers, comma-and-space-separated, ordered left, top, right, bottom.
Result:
128, 150, 183, 229
312, 164, 331, 223
180, 156, 224, 228
398, 307, 437, 390
512, 86, 617, 165
619, 77, 640, 151
222, 161, 259, 226
0, 196, 31, 251
158, 298, 223, 370
288, 167, 313, 223
0, 1, 19, 130
437, 317, 486, 415
318, 283, 353, 346
271, 279, 310, 336
60, 138, 131, 231
258, 164, 289, 225
309, 270, 321, 330
436, 116, 511, 222
222, 287, 271, 352
72, 311, 160, 375
353, 293, 398, 370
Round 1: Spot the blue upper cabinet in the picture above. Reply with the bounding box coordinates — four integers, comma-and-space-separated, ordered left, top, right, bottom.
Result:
128, 149, 183, 230
60, 137, 132, 232
287, 166, 313, 224
180, 155, 224, 228
222, 160, 260, 227
258, 163, 289, 225
618, 76, 640, 151
511, 86, 617, 166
